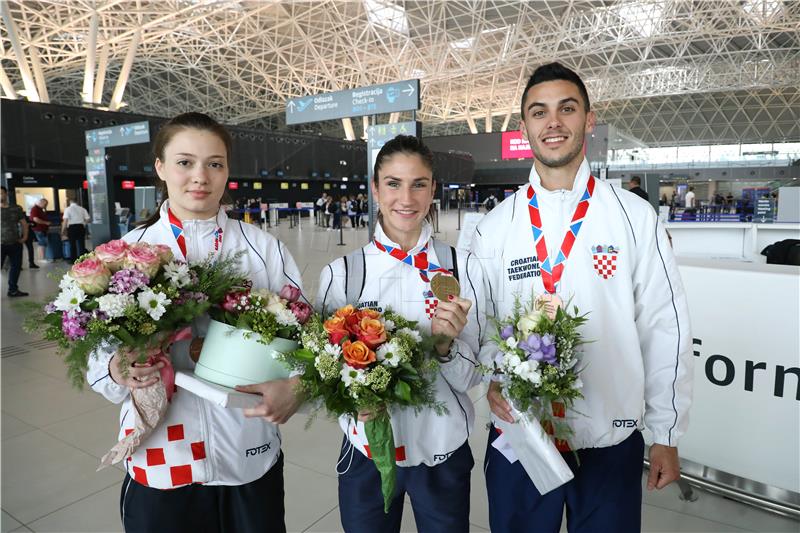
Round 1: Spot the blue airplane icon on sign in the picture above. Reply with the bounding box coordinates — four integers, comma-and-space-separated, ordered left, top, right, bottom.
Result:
297, 99, 312, 112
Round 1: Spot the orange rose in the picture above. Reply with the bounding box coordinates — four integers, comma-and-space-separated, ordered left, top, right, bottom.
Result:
323, 316, 349, 345
356, 317, 386, 349
358, 309, 381, 320
342, 340, 376, 369
335, 305, 356, 318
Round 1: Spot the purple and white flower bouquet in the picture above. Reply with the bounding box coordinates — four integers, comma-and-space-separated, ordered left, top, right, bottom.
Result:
483, 291, 588, 495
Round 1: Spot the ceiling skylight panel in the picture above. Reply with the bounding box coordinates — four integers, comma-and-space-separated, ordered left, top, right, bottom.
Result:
364, 0, 409, 36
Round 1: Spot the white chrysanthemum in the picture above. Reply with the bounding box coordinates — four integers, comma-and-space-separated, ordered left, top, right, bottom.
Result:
265, 293, 286, 315
53, 286, 87, 312
137, 289, 171, 321
505, 337, 518, 350
397, 327, 422, 343
96, 293, 134, 319
382, 319, 396, 332
275, 308, 299, 327
512, 360, 541, 384
502, 352, 522, 370
59, 273, 78, 291
324, 343, 342, 358
163, 262, 191, 288
377, 339, 403, 367
340, 364, 365, 388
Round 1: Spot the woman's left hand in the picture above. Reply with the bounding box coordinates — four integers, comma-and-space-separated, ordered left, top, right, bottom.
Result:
431, 295, 472, 356
236, 376, 304, 424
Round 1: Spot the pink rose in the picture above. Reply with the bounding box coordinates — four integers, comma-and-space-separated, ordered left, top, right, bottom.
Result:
289, 301, 313, 325
279, 284, 302, 303
222, 290, 250, 313
69, 258, 111, 295
154, 245, 174, 265
123, 243, 162, 278
93, 240, 129, 272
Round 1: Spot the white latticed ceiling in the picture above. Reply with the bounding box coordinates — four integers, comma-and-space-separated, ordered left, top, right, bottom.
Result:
1, 0, 799, 146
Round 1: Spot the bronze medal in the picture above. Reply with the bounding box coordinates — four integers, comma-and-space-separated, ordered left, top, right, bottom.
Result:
430, 273, 460, 301
535, 293, 563, 320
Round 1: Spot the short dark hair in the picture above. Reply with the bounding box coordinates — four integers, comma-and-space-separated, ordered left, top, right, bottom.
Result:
630, 176, 642, 186
0, 186, 6, 192
520, 62, 590, 118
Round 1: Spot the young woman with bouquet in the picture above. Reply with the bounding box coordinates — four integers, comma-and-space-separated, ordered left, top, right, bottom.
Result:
86, 112, 306, 532
315, 135, 487, 533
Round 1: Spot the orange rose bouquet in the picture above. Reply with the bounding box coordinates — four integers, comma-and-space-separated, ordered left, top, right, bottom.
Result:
280, 305, 443, 512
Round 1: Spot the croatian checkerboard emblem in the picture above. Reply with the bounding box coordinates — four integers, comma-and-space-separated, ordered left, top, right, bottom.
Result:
591, 244, 618, 279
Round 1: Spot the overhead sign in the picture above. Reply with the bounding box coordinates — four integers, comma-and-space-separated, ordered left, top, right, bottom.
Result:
85, 121, 150, 149
286, 79, 420, 125
367, 121, 422, 173
501, 130, 534, 160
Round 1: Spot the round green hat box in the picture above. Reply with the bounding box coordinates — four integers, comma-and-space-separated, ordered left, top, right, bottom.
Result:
194, 319, 296, 388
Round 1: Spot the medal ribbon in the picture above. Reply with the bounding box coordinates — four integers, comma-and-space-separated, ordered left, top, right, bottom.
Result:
527, 175, 595, 294
373, 239, 450, 318
167, 208, 223, 261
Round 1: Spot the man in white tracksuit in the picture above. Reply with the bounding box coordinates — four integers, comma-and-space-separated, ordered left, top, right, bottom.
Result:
471, 62, 693, 532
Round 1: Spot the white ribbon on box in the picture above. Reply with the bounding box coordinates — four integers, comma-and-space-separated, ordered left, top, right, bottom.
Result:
491, 402, 574, 495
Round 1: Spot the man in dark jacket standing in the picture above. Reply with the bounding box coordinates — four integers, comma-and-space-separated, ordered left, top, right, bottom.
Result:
628, 176, 649, 202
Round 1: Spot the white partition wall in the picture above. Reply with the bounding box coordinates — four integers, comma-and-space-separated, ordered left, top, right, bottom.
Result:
669, 258, 800, 493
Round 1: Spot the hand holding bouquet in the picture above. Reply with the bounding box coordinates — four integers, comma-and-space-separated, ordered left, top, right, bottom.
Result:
280, 305, 444, 512
484, 292, 588, 494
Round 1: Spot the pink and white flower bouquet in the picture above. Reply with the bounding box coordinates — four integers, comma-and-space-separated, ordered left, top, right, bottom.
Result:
24, 240, 246, 388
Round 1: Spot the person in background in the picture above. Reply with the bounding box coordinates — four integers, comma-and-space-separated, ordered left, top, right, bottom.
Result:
315, 192, 328, 226
685, 186, 696, 209
324, 195, 334, 228
359, 193, 369, 227
61, 197, 90, 262
482, 193, 498, 211
347, 194, 358, 228
1, 186, 29, 297
23, 212, 38, 268
628, 176, 649, 202
29, 197, 50, 264
332, 195, 343, 230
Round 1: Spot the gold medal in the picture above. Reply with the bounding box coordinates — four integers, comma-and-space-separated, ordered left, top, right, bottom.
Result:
535, 293, 563, 320
430, 273, 460, 301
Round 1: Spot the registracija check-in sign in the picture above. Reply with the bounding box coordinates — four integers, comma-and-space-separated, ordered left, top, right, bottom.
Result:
285, 79, 420, 125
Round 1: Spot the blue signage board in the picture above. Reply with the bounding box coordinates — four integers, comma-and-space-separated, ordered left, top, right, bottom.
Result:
286, 80, 420, 125
85, 121, 150, 149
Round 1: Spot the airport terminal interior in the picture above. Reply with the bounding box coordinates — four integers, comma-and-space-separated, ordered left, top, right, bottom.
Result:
1, 1, 799, 532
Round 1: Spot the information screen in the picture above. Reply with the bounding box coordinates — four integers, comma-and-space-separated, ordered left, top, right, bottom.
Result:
501, 131, 534, 160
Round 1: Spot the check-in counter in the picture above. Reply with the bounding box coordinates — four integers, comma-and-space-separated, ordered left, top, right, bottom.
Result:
645, 256, 800, 505
665, 222, 800, 260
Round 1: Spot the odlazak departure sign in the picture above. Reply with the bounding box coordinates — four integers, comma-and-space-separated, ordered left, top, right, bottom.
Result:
286, 79, 420, 125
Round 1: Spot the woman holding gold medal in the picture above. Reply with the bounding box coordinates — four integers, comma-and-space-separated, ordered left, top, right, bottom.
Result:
316, 135, 487, 532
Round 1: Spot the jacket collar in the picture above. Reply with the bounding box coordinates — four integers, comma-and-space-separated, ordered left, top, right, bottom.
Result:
158, 200, 228, 230
373, 219, 433, 255
527, 158, 591, 200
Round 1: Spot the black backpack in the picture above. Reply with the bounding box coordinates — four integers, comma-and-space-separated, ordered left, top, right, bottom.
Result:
762, 239, 800, 265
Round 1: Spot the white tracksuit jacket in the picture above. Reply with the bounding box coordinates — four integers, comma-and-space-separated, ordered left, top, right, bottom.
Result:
471, 159, 693, 449
87, 201, 304, 489
316, 221, 487, 467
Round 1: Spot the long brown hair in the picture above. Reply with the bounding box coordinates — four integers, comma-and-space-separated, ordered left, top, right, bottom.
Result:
138, 112, 233, 228
372, 134, 436, 224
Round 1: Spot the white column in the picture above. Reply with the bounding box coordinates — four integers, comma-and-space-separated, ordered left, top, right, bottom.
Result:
93, 44, 109, 104
109, 29, 141, 111
0, 63, 18, 99
485, 113, 492, 133
0, 1, 39, 101
82, 11, 98, 104
342, 118, 356, 141
28, 45, 49, 103
465, 113, 478, 134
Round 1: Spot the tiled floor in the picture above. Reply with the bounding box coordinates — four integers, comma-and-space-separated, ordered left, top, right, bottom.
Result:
2, 212, 798, 532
